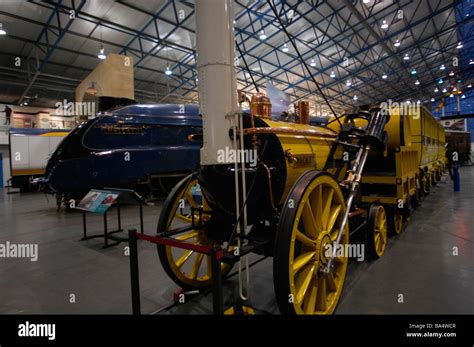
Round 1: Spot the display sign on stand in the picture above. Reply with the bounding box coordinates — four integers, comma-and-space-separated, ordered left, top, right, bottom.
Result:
78, 188, 149, 248
76, 189, 120, 214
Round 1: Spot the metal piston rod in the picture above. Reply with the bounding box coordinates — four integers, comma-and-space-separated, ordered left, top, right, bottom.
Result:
238, 110, 250, 301
322, 144, 371, 275
229, 106, 251, 301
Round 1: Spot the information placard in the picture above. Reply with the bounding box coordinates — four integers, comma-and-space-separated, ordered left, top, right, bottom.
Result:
76, 189, 120, 214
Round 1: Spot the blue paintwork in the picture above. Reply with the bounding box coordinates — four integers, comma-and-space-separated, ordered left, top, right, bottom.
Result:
44, 104, 202, 194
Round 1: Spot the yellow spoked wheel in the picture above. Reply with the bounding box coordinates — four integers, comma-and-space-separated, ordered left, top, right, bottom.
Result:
366, 204, 388, 259
387, 206, 403, 235
157, 175, 232, 290
274, 171, 348, 315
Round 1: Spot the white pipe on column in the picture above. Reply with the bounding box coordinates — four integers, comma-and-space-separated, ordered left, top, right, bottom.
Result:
195, 0, 237, 165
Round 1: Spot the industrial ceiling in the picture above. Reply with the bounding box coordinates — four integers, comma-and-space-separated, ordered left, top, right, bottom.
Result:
0, 0, 472, 115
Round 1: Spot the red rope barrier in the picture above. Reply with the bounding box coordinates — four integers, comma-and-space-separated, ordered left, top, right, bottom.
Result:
135, 232, 224, 260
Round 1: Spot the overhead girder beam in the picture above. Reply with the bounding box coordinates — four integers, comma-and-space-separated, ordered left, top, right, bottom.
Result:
18, 0, 86, 104
25, 0, 418, 107
117, 0, 195, 68
0, 51, 197, 99
342, 0, 411, 77
231, 0, 408, 99
278, 2, 403, 106
322, 1, 410, 100
0, 12, 196, 80
291, 7, 470, 104
166, 1, 359, 105
268, 0, 459, 100
2, 0, 465, 109
30, 0, 194, 56
172, 0, 460, 108
295, 33, 473, 106
397, 1, 443, 88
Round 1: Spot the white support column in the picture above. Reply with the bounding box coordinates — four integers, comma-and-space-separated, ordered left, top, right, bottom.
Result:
195, 0, 237, 165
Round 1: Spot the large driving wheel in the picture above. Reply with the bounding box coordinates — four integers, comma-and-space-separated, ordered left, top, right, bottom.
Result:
157, 175, 232, 290
274, 171, 349, 315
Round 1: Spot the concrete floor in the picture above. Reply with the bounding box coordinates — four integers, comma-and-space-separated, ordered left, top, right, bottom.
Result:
0, 168, 473, 314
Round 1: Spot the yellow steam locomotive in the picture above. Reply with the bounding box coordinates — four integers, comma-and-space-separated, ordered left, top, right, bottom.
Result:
155, 94, 446, 315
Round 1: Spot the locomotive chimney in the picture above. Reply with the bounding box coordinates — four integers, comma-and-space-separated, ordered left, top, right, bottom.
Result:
195, 0, 237, 165
298, 100, 310, 125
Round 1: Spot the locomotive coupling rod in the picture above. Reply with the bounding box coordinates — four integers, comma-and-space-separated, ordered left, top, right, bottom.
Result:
321, 145, 371, 275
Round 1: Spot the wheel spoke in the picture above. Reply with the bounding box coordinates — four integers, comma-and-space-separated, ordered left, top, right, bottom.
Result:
303, 280, 318, 314
375, 232, 381, 245
175, 230, 199, 241
176, 249, 194, 268
327, 273, 337, 292
293, 251, 316, 273
377, 241, 383, 254
315, 278, 327, 312
189, 253, 204, 279
295, 228, 316, 247
322, 188, 334, 230
326, 204, 342, 233
310, 185, 323, 232
302, 202, 319, 239
175, 214, 193, 223
296, 264, 316, 304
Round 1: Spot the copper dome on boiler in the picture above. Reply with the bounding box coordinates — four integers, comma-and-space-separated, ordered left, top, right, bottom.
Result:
250, 92, 272, 119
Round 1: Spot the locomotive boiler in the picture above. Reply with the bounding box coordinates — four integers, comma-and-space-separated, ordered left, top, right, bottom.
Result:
155, 0, 446, 314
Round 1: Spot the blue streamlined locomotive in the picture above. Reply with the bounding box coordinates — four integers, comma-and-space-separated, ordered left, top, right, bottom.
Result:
41, 104, 202, 207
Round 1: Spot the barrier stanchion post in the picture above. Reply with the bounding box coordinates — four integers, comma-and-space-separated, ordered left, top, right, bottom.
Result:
82, 211, 87, 240
103, 212, 108, 247
211, 246, 224, 315
139, 203, 144, 234
117, 197, 122, 231
453, 162, 460, 192
128, 229, 141, 315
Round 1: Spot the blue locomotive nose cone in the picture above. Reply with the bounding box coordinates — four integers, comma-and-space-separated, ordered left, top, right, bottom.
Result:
43, 104, 203, 207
